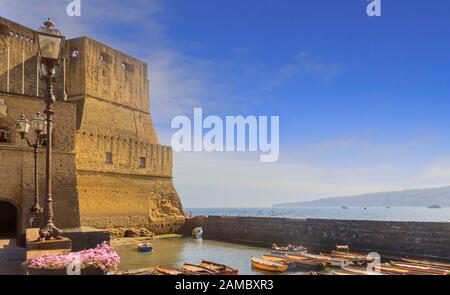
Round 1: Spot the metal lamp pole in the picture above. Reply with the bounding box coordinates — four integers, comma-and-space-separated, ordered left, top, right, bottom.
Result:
35, 19, 65, 240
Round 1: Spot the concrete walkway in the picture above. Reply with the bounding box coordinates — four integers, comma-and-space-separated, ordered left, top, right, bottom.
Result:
0, 239, 26, 275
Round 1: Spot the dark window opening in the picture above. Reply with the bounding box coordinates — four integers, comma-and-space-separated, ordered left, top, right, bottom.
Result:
0, 129, 9, 143
106, 152, 113, 164
139, 157, 146, 168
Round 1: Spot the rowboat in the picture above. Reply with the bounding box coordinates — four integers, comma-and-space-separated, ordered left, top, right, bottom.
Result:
323, 252, 372, 266
389, 261, 449, 275
400, 258, 450, 271
341, 266, 384, 275
260, 255, 297, 269
137, 243, 153, 253
154, 266, 187, 275
200, 260, 239, 275
115, 268, 154, 275
331, 270, 357, 275
285, 254, 327, 269
251, 257, 288, 272
271, 244, 307, 255
299, 253, 346, 267
330, 251, 372, 265
181, 263, 215, 275
335, 245, 349, 252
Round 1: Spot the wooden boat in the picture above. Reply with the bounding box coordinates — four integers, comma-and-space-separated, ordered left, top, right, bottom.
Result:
299, 253, 346, 267
285, 254, 327, 269
181, 263, 215, 275
341, 266, 384, 275
137, 243, 153, 253
400, 258, 450, 271
335, 245, 349, 252
251, 257, 288, 273
389, 261, 449, 275
154, 266, 187, 275
200, 260, 238, 275
329, 251, 373, 266
261, 255, 297, 269
115, 268, 154, 275
271, 244, 307, 255
331, 270, 357, 275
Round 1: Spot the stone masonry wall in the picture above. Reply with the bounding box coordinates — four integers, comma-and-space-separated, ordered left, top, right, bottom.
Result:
203, 216, 450, 261
0, 93, 80, 234
0, 17, 65, 100
64, 36, 184, 232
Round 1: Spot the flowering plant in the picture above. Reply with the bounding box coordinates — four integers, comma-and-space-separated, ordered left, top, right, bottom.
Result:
24, 242, 120, 273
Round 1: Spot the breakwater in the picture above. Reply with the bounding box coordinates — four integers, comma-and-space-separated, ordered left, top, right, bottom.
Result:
201, 216, 450, 261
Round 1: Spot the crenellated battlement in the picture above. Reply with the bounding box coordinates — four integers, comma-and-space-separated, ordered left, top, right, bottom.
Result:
75, 131, 172, 177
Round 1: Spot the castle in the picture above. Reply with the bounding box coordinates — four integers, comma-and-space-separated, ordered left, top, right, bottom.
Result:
0, 17, 184, 238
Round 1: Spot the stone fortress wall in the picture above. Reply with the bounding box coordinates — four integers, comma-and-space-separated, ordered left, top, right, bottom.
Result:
203, 216, 450, 261
0, 16, 184, 237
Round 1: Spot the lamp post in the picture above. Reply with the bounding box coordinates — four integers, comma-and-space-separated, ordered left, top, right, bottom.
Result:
35, 18, 65, 240
15, 113, 47, 215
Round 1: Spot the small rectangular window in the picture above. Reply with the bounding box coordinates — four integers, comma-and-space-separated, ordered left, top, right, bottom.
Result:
139, 157, 146, 168
106, 152, 113, 164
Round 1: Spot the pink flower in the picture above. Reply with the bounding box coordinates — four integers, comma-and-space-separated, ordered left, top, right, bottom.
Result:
24, 242, 120, 272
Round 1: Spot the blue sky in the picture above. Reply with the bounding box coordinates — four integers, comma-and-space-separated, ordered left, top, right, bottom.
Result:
2, 0, 450, 207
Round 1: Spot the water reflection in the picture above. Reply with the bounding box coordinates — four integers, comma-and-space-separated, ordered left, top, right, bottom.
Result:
113, 237, 282, 275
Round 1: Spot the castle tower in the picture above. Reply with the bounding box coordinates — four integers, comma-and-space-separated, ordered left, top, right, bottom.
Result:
0, 16, 184, 238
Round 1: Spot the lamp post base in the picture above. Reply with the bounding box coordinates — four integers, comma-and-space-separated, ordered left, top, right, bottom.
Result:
38, 222, 63, 241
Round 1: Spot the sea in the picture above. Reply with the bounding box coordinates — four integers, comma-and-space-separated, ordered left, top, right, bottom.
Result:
185, 207, 450, 222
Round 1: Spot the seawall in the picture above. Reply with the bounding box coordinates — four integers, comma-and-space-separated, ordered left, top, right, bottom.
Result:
202, 216, 450, 261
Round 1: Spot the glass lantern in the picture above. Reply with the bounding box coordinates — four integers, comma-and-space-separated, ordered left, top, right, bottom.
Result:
15, 114, 30, 137
31, 112, 46, 134
36, 19, 64, 61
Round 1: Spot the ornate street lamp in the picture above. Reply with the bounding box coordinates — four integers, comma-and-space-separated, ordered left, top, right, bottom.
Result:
35, 18, 65, 240
16, 113, 47, 215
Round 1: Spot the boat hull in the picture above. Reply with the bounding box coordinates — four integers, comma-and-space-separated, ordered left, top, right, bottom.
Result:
251, 258, 288, 272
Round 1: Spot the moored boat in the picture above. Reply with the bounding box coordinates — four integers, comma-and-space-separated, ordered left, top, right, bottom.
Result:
400, 258, 450, 271
323, 251, 373, 266
341, 266, 384, 275
115, 268, 154, 275
192, 227, 203, 239
251, 257, 288, 272
137, 243, 153, 253
271, 244, 307, 255
285, 254, 327, 269
200, 260, 238, 275
261, 255, 297, 269
181, 263, 215, 275
154, 266, 187, 275
389, 261, 449, 275
299, 253, 346, 267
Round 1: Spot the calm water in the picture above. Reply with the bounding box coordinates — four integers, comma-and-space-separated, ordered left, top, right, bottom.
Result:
113, 238, 298, 275
186, 207, 450, 222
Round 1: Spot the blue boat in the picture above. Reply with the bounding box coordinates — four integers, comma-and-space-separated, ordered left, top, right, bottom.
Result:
137, 243, 153, 253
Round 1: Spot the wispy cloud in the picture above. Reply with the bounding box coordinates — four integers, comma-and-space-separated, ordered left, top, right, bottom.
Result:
266, 51, 344, 88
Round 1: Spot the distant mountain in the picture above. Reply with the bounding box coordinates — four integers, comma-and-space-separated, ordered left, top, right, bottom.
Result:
273, 186, 450, 208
